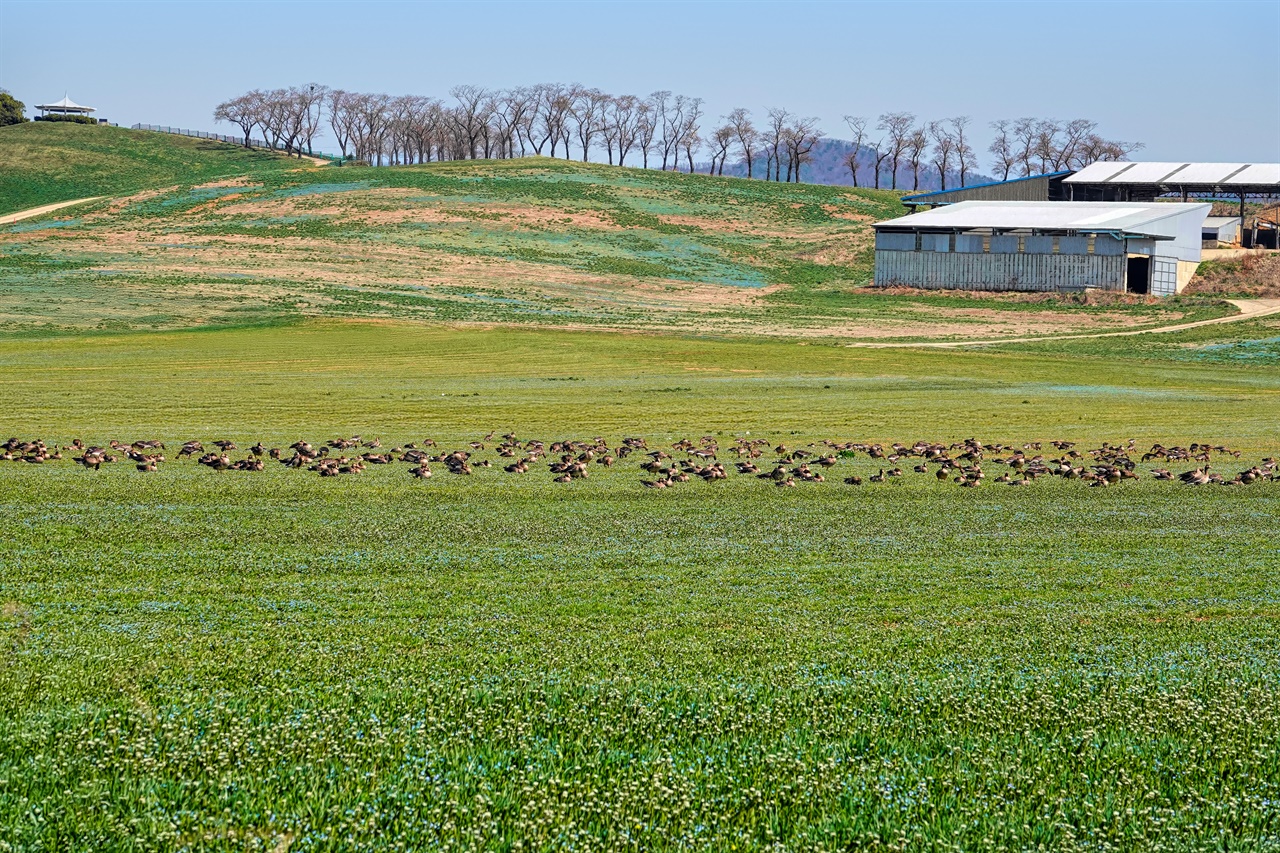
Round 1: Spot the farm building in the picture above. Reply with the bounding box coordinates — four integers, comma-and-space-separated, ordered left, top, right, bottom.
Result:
1202, 216, 1242, 247
873, 201, 1210, 296
901, 162, 1279, 247
902, 172, 1071, 210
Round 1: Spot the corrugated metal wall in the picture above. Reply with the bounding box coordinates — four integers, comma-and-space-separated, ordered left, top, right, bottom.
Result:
874, 250, 1125, 291
906, 175, 1053, 205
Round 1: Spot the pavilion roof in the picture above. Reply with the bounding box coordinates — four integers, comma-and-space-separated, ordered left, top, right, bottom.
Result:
35, 95, 95, 113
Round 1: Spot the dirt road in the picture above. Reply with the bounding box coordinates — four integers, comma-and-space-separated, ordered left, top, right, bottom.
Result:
847, 298, 1280, 349
0, 197, 103, 226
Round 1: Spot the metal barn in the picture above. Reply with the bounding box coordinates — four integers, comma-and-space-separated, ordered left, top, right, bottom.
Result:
873, 201, 1210, 296
901, 172, 1071, 210
1202, 216, 1242, 247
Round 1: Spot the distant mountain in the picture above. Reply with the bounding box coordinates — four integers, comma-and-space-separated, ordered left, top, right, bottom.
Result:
705, 138, 996, 194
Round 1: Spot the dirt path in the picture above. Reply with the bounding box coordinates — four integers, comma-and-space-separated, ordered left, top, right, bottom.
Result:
0, 197, 103, 225
847, 299, 1280, 349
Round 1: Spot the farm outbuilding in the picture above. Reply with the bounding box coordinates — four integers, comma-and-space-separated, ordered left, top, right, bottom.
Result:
873, 201, 1210, 296
901, 172, 1071, 210
1202, 216, 1242, 247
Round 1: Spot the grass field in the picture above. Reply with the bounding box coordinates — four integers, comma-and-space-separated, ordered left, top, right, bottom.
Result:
3, 322, 1280, 851
4, 129, 1280, 851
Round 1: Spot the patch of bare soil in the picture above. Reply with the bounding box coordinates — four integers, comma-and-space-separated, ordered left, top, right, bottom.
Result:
869, 285, 1172, 309
97, 187, 178, 216
193, 178, 262, 190
655, 214, 833, 240
899, 303, 1165, 330
822, 204, 874, 222
1185, 253, 1280, 298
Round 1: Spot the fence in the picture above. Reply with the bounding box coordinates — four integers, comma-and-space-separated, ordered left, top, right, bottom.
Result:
130, 124, 344, 163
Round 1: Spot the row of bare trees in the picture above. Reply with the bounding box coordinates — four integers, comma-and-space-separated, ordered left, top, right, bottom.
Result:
215, 83, 829, 180
214, 85, 1142, 189
988, 118, 1143, 181
840, 113, 1142, 192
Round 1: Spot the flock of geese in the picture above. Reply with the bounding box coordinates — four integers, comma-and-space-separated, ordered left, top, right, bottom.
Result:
1, 434, 1276, 490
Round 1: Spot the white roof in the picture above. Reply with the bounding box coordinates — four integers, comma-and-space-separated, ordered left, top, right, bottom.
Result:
875, 201, 1212, 237
1065, 161, 1280, 187
35, 95, 95, 112
1203, 217, 1241, 227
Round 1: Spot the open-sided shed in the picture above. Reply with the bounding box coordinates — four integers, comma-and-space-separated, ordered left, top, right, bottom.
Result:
873, 201, 1210, 296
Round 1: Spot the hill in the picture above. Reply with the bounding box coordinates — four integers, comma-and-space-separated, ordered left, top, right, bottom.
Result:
1, 152, 1225, 340
0, 122, 303, 215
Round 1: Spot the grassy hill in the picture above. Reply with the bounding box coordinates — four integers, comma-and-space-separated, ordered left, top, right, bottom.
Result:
0, 122, 302, 215
0, 146, 1226, 339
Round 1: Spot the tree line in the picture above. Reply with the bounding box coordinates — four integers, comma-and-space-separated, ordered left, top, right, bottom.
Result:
213, 84, 1142, 190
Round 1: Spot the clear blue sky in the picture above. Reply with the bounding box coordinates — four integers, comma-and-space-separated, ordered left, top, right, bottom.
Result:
2, 0, 1277, 164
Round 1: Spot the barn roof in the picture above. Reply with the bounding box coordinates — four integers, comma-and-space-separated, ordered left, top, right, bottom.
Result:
1064, 162, 1280, 187
875, 201, 1211, 238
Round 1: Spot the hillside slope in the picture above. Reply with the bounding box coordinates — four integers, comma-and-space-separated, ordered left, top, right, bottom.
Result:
0, 154, 1220, 339
0, 122, 303, 215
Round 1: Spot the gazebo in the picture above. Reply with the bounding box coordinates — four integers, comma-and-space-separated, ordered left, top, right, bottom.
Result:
35, 95, 95, 117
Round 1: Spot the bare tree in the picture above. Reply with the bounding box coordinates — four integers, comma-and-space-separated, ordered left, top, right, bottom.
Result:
605, 94, 641, 166
213, 91, 265, 148
678, 97, 704, 173
708, 123, 734, 175
1012, 117, 1040, 177
635, 100, 656, 169
950, 116, 974, 187
1075, 133, 1144, 167
905, 126, 928, 191
495, 88, 533, 158
988, 119, 1016, 181
297, 84, 327, 156
352, 92, 390, 165
569, 86, 609, 162
649, 91, 680, 170
763, 108, 791, 181
868, 137, 890, 190
325, 89, 357, 159
1052, 118, 1096, 172
928, 120, 955, 191
449, 85, 491, 159
529, 84, 571, 157
1033, 119, 1062, 173
784, 116, 822, 183
518, 85, 552, 155
878, 112, 915, 190
725, 108, 758, 179
842, 115, 868, 187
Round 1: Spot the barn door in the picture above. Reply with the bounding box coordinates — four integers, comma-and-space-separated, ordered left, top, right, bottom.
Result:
1151, 257, 1178, 296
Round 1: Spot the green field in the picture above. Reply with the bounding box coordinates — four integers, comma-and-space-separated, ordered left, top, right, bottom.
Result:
3, 323, 1280, 851
3, 129, 1280, 851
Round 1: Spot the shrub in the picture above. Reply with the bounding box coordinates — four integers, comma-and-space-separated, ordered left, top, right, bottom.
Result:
0, 91, 27, 126
33, 112, 98, 124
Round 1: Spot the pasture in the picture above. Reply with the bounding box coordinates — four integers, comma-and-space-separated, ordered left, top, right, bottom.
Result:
0, 125, 1231, 341
2, 322, 1280, 851
3, 127, 1280, 850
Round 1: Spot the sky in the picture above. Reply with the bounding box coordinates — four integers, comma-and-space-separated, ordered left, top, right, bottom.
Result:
2, 0, 1278, 165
